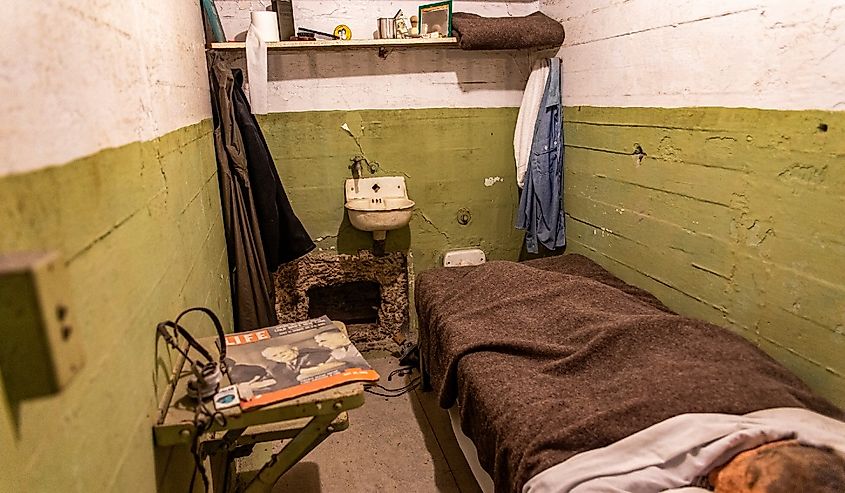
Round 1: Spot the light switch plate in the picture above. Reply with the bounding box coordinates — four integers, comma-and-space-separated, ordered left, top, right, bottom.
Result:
0, 251, 85, 402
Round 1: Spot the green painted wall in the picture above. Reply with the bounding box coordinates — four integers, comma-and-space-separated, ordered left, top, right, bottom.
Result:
563, 106, 845, 406
0, 120, 231, 492
257, 108, 529, 273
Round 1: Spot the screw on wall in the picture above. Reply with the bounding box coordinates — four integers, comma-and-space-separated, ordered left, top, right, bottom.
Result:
632, 144, 647, 166
456, 208, 472, 226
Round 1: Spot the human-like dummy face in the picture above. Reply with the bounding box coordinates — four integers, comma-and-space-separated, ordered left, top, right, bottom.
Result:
709, 440, 795, 492
261, 345, 298, 364
709, 439, 845, 493
314, 331, 350, 350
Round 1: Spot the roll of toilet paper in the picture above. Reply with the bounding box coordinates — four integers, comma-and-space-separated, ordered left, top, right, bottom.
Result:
250, 11, 280, 42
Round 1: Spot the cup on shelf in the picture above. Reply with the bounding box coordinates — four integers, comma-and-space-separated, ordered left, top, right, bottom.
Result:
378, 18, 395, 39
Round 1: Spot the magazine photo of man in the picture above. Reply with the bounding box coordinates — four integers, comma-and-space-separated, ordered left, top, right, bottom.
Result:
258, 344, 326, 390
314, 329, 369, 367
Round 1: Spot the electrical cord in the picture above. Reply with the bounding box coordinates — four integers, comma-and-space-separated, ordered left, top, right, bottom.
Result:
365, 378, 421, 398
187, 393, 228, 493
387, 366, 415, 381
365, 365, 420, 397
155, 307, 228, 493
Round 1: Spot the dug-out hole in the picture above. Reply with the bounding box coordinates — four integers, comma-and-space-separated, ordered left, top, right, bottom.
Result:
307, 281, 381, 325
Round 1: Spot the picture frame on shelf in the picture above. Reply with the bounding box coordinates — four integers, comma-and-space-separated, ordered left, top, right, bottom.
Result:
418, 1, 452, 37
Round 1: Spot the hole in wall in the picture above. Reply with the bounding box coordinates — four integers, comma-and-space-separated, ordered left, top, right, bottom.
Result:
632, 144, 647, 166
456, 208, 472, 226
307, 281, 381, 325
818, 123, 829, 132
275, 252, 409, 351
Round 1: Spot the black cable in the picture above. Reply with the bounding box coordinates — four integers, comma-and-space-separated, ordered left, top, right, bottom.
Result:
187, 398, 229, 493
172, 307, 227, 363
387, 366, 416, 381
365, 377, 421, 398
156, 321, 200, 368
190, 413, 210, 493
364, 364, 421, 397
155, 307, 227, 493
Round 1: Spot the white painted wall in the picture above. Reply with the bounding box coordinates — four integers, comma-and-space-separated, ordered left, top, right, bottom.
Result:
216, 0, 541, 112
0, 0, 212, 176
217, 0, 540, 41
541, 0, 845, 111
220, 48, 532, 112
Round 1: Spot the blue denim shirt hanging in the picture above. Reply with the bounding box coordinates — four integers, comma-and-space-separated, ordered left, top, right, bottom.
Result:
516, 57, 565, 253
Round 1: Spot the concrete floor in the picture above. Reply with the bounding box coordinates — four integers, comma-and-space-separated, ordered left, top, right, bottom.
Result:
237, 353, 483, 493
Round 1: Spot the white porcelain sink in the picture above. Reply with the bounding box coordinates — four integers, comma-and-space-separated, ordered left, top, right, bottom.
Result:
344, 177, 415, 240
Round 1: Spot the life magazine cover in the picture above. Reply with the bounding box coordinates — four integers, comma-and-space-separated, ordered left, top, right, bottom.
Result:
224, 316, 379, 410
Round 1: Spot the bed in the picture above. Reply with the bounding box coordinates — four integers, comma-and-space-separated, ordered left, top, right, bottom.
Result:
415, 254, 845, 493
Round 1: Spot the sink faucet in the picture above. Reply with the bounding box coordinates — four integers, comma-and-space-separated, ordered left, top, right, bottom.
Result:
349, 155, 379, 178
350, 156, 366, 179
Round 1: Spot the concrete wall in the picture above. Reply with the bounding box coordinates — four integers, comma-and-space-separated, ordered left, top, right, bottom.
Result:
0, 0, 213, 176
542, 0, 845, 110
259, 108, 527, 272
541, 0, 845, 406
0, 1, 231, 491
216, 1, 539, 112
213, 1, 545, 272
217, 0, 540, 42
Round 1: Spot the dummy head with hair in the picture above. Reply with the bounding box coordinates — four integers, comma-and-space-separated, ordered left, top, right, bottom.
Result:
709, 439, 845, 493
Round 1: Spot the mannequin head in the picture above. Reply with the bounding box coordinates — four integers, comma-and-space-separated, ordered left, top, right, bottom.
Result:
709, 439, 845, 493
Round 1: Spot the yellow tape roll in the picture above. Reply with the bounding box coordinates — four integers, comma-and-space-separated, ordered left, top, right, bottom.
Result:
333, 24, 352, 40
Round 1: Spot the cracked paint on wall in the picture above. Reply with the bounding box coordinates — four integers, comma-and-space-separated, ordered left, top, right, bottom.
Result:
0, 121, 230, 492
1, 0, 212, 175
541, 0, 845, 111
562, 105, 845, 407
216, 0, 540, 43
484, 176, 504, 187
213, 1, 538, 113
258, 108, 526, 273
538, 0, 845, 406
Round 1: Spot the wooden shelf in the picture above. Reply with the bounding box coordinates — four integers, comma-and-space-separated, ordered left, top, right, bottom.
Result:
209, 37, 459, 51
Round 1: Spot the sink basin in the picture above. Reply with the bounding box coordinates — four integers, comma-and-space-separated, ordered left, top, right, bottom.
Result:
344, 177, 414, 240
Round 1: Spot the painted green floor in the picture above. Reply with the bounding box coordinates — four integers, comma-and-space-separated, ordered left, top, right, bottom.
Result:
237, 353, 482, 492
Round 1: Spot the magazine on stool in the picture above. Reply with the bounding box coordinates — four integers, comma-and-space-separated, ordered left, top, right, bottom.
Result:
224, 316, 379, 410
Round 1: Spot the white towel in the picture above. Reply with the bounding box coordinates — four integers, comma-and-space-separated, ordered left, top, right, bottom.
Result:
245, 19, 269, 115
514, 59, 550, 188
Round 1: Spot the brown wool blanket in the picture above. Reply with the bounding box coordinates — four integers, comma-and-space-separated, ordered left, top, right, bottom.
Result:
451, 12, 565, 50
415, 254, 844, 493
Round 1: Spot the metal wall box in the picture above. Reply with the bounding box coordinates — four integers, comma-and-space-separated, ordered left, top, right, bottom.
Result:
0, 251, 84, 402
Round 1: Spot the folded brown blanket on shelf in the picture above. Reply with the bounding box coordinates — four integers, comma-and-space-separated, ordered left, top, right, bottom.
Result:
416, 254, 844, 493
451, 11, 565, 50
